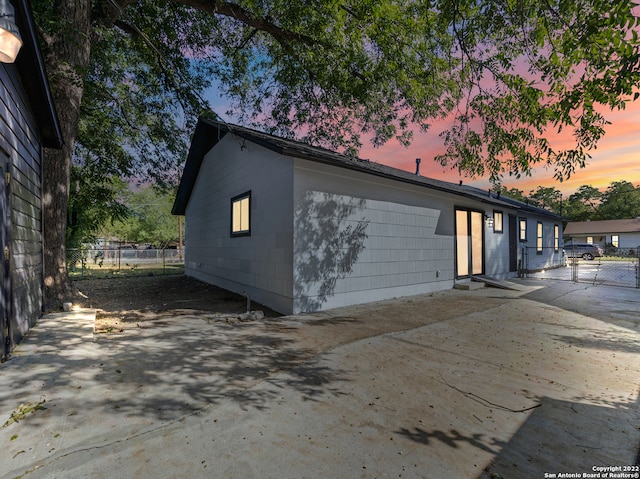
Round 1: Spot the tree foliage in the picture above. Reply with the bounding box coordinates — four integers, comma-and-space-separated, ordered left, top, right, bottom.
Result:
599, 180, 640, 219
101, 186, 181, 248
66, 166, 129, 248
32, 0, 640, 304
499, 180, 640, 222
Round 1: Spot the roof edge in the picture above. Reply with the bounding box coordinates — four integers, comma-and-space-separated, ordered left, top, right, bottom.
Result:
172, 118, 226, 215
173, 118, 561, 220
14, 0, 63, 149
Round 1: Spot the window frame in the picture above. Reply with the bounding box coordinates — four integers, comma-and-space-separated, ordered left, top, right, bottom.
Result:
611, 234, 619, 248
230, 191, 251, 237
493, 210, 503, 233
554, 224, 559, 252
519, 218, 527, 242
536, 222, 543, 254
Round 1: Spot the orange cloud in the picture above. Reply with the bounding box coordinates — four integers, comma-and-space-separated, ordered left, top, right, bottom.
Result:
361, 99, 640, 196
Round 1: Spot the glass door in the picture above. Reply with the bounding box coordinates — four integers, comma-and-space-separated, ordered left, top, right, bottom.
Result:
455, 209, 484, 278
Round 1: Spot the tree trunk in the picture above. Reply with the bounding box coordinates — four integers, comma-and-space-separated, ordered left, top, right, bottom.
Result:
42, 0, 92, 309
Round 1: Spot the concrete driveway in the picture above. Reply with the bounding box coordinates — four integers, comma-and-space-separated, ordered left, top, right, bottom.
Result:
1, 280, 638, 479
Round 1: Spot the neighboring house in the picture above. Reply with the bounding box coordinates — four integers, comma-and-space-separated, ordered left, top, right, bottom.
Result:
0, 0, 63, 359
173, 119, 562, 315
564, 218, 640, 252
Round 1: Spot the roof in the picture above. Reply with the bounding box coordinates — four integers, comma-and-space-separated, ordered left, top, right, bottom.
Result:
13, 0, 63, 149
172, 118, 562, 220
564, 218, 640, 235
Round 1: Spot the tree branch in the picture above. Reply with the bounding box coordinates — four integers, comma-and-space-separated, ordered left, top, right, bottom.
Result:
172, 0, 319, 48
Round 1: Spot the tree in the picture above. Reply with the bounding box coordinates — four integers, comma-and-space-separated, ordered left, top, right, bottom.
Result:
495, 185, 526, 203
598, 181, 640, 219
527, 186, 563, 215
563, 185, 602, 222
34, 0, 640, 307
66, 166, 129, 249
102, 186, 181, 248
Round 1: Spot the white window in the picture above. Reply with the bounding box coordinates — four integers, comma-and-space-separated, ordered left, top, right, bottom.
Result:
231, 191, 251, 236
493, 211, 503, 233
586, 236, 593, 244
519, 218, 527, 242
554, 225, 559, 251
611, 235, 619, 248
537, 222, 543, 254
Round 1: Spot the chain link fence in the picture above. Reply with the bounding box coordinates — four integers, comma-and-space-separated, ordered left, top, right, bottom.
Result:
525, 246, 640, 288
68, 248, 184, 279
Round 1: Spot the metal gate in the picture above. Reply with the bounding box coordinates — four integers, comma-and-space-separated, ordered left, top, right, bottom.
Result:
525, 246, 640, 288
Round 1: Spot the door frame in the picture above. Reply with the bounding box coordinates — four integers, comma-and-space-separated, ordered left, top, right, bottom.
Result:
508, 214, 518, 272
454, 207, 485, 279
0, 157, 10, 360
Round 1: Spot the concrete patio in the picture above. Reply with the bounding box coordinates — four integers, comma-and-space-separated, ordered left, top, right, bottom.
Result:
1, 279, 638, 479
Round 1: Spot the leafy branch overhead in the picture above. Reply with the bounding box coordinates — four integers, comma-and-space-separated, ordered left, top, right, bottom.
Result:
37, 0, 639, 185
33, 0, 640, 303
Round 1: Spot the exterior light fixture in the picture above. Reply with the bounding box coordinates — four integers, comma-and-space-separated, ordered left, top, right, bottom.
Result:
0, 0, 22, 63
485, 214, 494, 229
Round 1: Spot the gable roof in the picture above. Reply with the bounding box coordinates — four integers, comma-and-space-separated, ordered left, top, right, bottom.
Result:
564, 218, 640, 235
13, 0, 63, 149
173, 117, 561, 220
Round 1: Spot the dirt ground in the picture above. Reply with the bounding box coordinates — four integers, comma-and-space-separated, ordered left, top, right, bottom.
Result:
73, 274, 281, 333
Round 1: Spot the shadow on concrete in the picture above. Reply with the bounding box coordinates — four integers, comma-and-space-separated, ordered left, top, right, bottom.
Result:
476, 393, 640, 478
519, 280, 640, 334
0, 313, 352, 428
396, 427, 505, 455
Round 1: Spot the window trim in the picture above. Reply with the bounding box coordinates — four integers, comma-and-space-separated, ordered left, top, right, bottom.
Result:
536, 222, 543, 254
611, 234, 619, 248
493, 210, 503, 233
230, 191, 251, 237
519, 218, 527, 242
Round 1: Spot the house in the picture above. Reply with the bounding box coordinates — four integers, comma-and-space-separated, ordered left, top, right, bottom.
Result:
0, 0, 63, 359
564, 218, 640, 253
172, 118, 562, 315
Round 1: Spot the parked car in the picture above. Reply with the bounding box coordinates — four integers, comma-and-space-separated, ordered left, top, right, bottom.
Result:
563, 243, 604, 260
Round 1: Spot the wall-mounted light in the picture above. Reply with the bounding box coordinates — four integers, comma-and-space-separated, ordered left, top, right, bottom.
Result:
0, 0, 22, 63
485, 214, 494, 229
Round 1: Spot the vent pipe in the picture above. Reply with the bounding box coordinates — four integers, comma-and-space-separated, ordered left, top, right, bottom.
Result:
415, 158, 421, 175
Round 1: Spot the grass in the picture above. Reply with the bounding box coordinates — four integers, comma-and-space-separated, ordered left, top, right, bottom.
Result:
68, 263, 184, 279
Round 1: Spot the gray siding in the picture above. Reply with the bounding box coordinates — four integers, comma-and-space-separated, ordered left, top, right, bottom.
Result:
618, 233, 640, 249
183, 136, 563, 315
0, 64, 44, 344
519, 214, 563, 272
292, 160, 457, 313
184, 134, 295, 313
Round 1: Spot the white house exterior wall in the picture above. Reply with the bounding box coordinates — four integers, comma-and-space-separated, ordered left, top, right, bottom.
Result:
520, 213, 563, 271
617, 233, 640, 249
182, 132, 562, 315
292, 160, 501, 313
569, 233, 640, 250
184, 135, 295, 313
483, 211, 511, 278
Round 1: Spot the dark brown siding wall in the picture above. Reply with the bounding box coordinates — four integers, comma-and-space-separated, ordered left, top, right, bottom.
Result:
0, 64, 44, 349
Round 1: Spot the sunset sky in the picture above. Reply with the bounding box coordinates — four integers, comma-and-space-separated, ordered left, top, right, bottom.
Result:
208, 90, 639, 199
357, 99, 640, 197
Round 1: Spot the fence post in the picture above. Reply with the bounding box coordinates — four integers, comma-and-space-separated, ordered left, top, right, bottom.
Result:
637, 247, 640, 289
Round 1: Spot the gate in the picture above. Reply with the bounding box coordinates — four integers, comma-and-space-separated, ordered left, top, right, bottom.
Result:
526, 246, 640, 288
